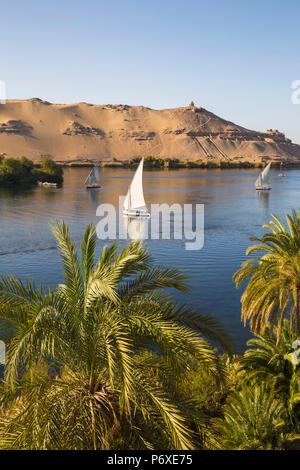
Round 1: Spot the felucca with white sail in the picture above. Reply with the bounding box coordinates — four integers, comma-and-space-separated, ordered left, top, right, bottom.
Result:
85, 166, 101, 189
255, 162, 271, 191
278, 161, 286, 177
123, 158, 150, 218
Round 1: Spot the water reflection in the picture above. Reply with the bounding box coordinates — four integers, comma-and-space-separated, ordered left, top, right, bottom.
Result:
38, 186, 60, 200
123, 217, 148, 241
86, 188, 101, 209
0, 184, 35, 201
256, 190, 270, 211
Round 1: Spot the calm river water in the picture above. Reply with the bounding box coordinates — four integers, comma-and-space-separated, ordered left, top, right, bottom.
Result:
0, 167, 299, 351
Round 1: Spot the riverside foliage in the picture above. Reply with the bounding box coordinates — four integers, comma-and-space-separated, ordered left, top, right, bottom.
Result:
0, 156, 63, 185
1, 213, 300, 450
128, 156, 257, 169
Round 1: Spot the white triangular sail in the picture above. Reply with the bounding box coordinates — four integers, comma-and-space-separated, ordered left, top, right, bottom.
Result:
255, 163, 271, 187
85, 166, 100, 186
123, 158, 147, 211
255, 174, 262, 187
261, 162, 271, 184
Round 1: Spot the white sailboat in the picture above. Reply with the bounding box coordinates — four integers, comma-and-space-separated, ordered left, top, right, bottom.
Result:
85, 166, 101, 189
255, 162, 271, 191
123, 158, 150, 218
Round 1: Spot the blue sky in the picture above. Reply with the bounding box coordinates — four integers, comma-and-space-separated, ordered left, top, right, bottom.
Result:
2, 0, 300, 142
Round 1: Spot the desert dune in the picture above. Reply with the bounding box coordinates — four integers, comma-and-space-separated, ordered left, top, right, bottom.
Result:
0, 98, 299, 164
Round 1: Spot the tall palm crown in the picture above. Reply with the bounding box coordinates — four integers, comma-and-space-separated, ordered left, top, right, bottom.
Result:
239, 320, 300, 423
233, 210, 300, 343
0, 221, 231, 450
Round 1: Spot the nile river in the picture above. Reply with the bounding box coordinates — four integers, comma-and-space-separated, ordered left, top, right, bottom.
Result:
0, 167, 299, 351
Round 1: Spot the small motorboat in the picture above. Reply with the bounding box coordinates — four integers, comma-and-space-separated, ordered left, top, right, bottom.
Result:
38, 181, 58, 188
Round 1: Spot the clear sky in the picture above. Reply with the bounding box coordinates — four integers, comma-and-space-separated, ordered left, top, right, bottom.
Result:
2, 0, 300, 142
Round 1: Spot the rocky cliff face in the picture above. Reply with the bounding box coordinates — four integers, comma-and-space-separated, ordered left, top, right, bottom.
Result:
0, 99, 299, 163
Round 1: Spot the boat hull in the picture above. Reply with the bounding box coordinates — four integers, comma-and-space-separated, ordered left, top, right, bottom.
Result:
255, 185, 271, 191
38, 181, 58, 188
123, 209, 150, 218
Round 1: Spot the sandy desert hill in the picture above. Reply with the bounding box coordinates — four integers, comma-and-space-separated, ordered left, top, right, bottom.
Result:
0, 98, 299, 164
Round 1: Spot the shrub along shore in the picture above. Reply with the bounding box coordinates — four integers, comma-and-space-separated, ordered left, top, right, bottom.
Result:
62, 156, 289, 169
0, 156, 63, 185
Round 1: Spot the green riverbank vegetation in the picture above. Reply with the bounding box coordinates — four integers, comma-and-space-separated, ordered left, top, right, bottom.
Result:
63, 156, 288, 170
0, 156, 63, 185
1, 211, 300, 449
129, 156, 257, 169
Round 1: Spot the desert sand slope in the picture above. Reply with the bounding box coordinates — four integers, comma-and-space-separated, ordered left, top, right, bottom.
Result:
0, 98, 299, 163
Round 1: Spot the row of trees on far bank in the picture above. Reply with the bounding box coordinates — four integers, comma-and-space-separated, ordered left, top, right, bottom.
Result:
129, 155, 259, 169
0, 211, 300, 449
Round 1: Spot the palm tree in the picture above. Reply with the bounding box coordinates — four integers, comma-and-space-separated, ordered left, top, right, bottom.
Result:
233, 210, 300, 343
0, 221, 232, 450
212, 385, 288, 450
239, 320, 300, 424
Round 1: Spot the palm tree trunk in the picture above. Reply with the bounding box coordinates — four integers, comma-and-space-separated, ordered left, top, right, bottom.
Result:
296, 286, 300, 339
0, 341, 5, 380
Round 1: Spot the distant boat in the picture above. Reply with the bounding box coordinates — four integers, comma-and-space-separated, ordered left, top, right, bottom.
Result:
38, 181, 57, 188
278, 162, 286, 177
255, 162, 271, 191
123, 158, 150, 218
85, 166, 101, 189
